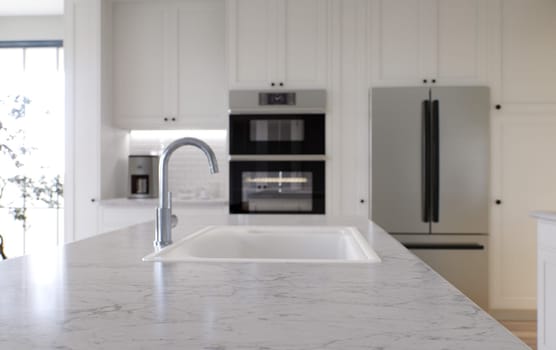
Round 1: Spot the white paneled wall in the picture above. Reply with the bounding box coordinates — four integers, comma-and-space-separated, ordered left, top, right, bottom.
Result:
0, 16, 63, 41
129, 130, 228, 201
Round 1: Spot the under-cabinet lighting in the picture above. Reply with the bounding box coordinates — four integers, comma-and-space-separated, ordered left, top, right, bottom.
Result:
129, 129, 227, 156
130, 129, 227, 141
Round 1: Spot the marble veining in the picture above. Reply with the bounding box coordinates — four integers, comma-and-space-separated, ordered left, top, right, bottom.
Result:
0, 215, 528, 349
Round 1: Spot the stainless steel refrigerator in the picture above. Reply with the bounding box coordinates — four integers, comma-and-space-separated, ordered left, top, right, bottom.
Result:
371, 86, 490, 309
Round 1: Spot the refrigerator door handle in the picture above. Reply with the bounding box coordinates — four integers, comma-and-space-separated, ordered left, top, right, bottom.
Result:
432, 99, 440, 223
402, 243, 485, 250
422, 100, 431, 223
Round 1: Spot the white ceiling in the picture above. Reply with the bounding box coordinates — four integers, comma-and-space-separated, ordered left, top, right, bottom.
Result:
0, 0, 63, 16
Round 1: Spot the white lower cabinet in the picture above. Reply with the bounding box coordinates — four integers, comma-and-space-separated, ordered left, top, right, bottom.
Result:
490, 116, 556, 310
535, 218, 556, 350
100, 206, 154, 234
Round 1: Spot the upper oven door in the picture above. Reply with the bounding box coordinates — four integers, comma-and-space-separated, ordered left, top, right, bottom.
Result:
229, 113, 325, 155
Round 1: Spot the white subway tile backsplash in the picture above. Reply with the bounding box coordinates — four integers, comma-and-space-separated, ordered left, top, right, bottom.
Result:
129, 130, 228, 201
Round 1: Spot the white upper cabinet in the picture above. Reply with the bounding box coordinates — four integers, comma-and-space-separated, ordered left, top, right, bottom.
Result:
370, 0, 487, 86
113, 0, 226, 129
227, 0, 328, 89
489, 0, 556, 113
176, 1, 227, 127
113, 2, 166, 126
279, 0, 328, 88
227, 0, 274, 88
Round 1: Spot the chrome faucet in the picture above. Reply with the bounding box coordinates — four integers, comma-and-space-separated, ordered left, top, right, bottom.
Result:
154, 137, 219, 249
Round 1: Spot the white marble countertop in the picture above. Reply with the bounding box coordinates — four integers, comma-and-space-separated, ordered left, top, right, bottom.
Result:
531, 210, 556, 222
0, 215, 527, 349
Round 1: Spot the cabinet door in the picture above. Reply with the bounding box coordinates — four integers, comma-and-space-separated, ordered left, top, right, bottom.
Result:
490, 116, 556, 310
370, 0, 430, 86
100, 207, 153, 234
492, 0, 556, 112
371, 0, 487, 86
434, 0, 487, 84
66, 0, 101, 242
276, 0, 328, 88
176, 0, 227, 128
113, 2, 171, 126
227, 0, 275, 88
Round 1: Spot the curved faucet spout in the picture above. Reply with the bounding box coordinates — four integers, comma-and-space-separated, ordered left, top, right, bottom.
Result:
154, 137, 219, 249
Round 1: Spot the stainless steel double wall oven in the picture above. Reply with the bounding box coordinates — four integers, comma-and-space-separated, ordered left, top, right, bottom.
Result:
228, 90, 326, 214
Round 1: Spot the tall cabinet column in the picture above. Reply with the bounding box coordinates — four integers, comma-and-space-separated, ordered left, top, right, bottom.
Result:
64, 0, 102, 242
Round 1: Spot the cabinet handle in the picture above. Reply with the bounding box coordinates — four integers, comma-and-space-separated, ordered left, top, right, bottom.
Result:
360, 199, 365, 204
163, 117, 169, 122
279, 82, 284, 87
423, 79, 428, 84
271, 82, 275, 87
171, 117, 176, 122
495, 199, 502, 205
495, 104, 502, 110
431, 79, 436, 84
91, 198, 96, 203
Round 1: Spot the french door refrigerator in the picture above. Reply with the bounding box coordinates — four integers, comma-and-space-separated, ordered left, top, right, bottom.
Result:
371, 86, 490, 309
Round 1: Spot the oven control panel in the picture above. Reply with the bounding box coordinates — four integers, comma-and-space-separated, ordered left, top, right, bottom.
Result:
259, 92, 296, 106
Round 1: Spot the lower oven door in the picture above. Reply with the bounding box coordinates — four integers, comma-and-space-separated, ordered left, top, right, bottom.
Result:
229, 161, 325, 214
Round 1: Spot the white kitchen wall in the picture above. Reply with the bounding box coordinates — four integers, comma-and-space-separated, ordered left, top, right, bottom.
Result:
129, 130, 228, 201
0, 16, 63, 41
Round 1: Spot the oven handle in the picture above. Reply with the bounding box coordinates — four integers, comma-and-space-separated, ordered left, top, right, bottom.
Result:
229, 155, 327, 161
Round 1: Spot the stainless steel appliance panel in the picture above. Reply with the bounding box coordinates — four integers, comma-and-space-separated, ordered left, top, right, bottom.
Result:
431, 87, 489, 234
394, 234, 489, 309
372, 87, 431, 234
373, 86, 490, 309
229, 90, 326, 114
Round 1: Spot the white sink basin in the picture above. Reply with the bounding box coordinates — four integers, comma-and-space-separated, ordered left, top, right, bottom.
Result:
143, 225, 381, 263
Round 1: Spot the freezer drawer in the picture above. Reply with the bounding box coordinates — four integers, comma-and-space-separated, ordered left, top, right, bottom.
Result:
393, 234, 489, 310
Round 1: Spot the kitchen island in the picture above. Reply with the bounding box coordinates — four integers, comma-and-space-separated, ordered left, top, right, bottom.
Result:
0, 215, 527, 349
531, 211, 556, 350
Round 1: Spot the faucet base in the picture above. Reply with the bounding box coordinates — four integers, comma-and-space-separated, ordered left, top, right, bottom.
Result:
154, 207, 173, 249
153, 240, 172, 250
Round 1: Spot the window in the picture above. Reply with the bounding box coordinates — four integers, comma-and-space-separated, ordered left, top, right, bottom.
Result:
0, 41, 64, 259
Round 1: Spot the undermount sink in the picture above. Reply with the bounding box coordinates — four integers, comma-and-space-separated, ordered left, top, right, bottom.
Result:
143, 225, 381, 263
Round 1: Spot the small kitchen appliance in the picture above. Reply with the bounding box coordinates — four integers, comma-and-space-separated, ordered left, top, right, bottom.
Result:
128, 155, 159, 199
